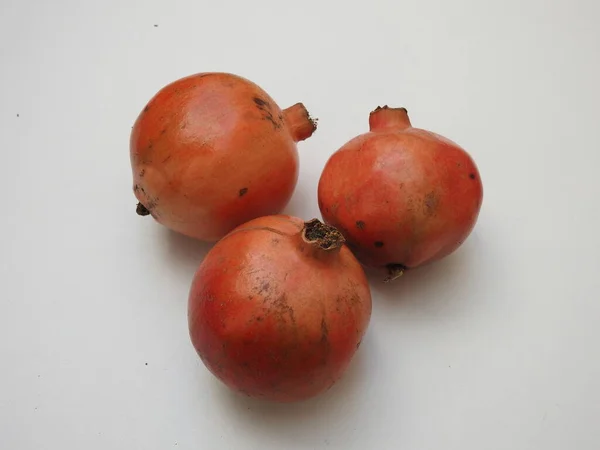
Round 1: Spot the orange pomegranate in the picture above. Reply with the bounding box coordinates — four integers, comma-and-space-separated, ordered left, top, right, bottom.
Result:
318, 106, 483, 280
130, 72, 316, 241
188, 215, 372, 402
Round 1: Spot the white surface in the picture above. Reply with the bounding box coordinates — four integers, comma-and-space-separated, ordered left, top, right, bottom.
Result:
1, 0, 599, 448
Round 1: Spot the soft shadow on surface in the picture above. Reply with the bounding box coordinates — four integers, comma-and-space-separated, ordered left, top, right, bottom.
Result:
162, 229, 215, 274
212, 338, 374, 445
366, 236, 485, 317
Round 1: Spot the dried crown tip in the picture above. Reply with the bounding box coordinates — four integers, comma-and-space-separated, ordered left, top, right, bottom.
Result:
302, 218, 345, 250
372, 105, 389, 112
136, 202, 150, 216
384, 263, 407, 282
300, 103, 318, 133
370, 105, 408, 114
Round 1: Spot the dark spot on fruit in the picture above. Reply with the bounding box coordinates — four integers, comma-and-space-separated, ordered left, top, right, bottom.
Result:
469, 173, 476, 179
145, 197, 159, 211
133, 184, 139, 192
374, 241, 384, 248
356, 340, 362, 349
356, 220, 365, 230
253, 97, 282, 130
258, 281, 271, 294
272, 294, 296, 325
271, 238, 280, 245
139, 169, 145, 177
265, 114, 281, 129
423, 191, 439, 216
320, 318, 329, 342
143, 105, 150, 113
160, 128, 167, 135
162, 155, 172, 163
239, 187, 248, 197
253, 97, 269, 108
180, 122, 187, 129
256, 316, 263, 322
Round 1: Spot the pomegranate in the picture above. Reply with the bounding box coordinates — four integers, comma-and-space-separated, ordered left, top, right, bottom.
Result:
318, 106, 483, 281
130, 72, 316, 241
188, 215, 372, 402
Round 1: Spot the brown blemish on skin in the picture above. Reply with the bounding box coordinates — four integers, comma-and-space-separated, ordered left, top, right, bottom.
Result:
319, 316, 331, 364
160, 128, 167, 135
271, 294, 296, 326
139, 169, 145, 177
162, 155, 172, 163
253, 97, 282, 130
469, 173, 476, 179
145, 197, 159, 211
253, 97, 269, 108
258, 281, 271, 295
320, 318, 329, 344
356, 220, 365, 230
239, 187, 248, 197
423, 191, 439, 216
374, 241, 384, 248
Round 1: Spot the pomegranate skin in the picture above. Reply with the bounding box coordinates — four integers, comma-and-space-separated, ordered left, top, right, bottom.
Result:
318, 107, 483, 276
188, 215, 372, 402
130, 72, 316, 241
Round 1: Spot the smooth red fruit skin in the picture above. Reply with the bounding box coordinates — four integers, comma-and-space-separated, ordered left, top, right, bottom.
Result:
130, 72, 316, 241
188, 215, 372, 402
318, 107, 483, 272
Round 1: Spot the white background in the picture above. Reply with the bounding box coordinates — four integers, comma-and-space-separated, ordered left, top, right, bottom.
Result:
1, 0, 599, 449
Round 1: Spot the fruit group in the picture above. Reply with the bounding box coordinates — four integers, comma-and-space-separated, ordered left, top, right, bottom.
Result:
188, 215, 372, 402
130, 72, 316, 241
318, 106, 483, 280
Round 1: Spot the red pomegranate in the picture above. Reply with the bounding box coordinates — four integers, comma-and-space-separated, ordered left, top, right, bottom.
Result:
130, 72, 316, 241
188, 215, 372, 402
318, 106, 483, 280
